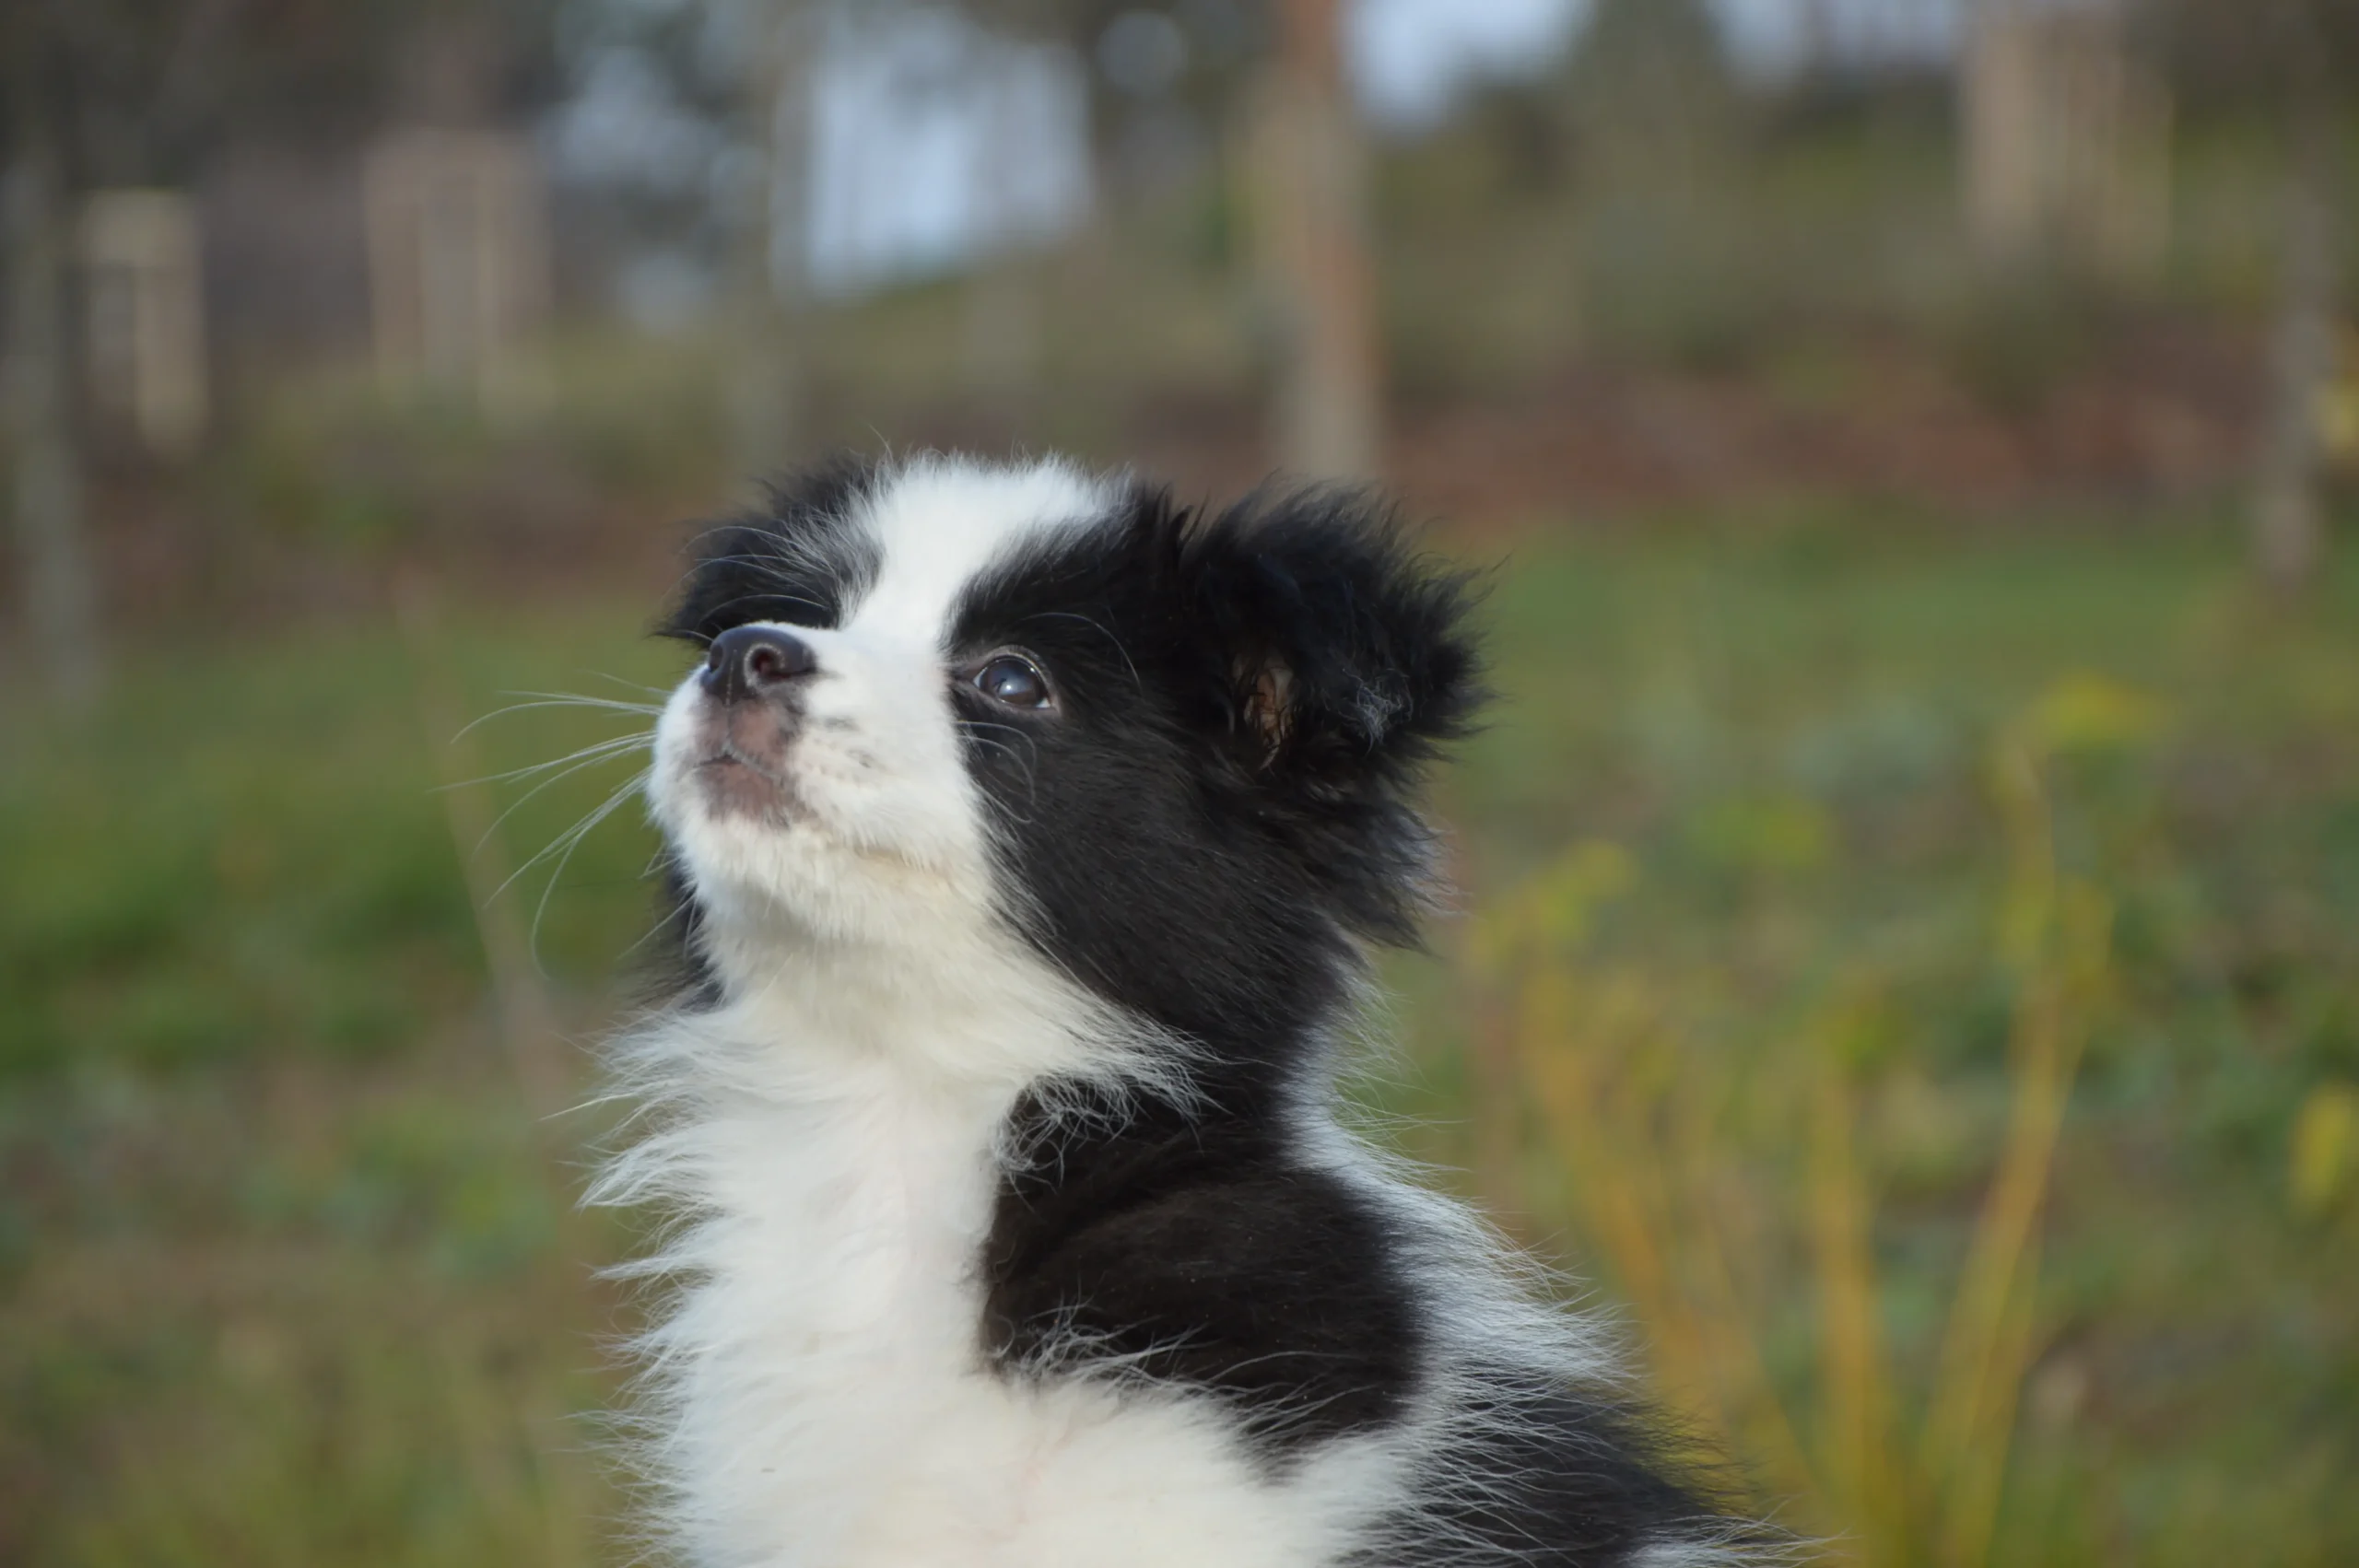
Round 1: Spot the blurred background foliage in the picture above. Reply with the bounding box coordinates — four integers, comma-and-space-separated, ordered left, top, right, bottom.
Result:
4, 0, 2358, 1564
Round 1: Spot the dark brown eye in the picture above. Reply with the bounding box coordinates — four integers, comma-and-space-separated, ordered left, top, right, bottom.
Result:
973, 653, 1051, 709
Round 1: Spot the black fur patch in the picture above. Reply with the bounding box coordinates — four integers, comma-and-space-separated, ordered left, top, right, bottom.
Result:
660, 456, 884, 647
957, 482, 1479, 1457
1360, 1370, 1771, 1565
982, 1081, 1420, 1458
946, 481, 1483, 1054
643, 849, 722, 1013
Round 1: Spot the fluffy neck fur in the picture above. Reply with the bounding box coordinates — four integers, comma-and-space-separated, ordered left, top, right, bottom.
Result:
594, 928, 1380, 1568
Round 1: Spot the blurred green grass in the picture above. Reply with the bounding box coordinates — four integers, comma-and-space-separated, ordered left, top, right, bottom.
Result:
0, 608, 680, 1077
4, 511, 2357, 1564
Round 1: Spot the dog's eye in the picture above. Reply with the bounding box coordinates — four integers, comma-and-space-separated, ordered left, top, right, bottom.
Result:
973, 653, 1052, 710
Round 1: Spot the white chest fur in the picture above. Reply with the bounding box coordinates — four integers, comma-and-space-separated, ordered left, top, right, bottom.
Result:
615, 1016, 1396, 1568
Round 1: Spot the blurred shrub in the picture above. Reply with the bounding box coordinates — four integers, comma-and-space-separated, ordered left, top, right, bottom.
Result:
0, 615, 672, 1081
1416, 521, 2359, 1566
1939, 281, 2117, 417
1471, 683, 2120, 1565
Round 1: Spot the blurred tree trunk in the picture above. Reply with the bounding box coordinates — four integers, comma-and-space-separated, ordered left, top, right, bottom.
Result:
963, 50, 1046, 439
2253, 13, 2340, 596
728, 2, 815, 477
1256, 0, 1380, 481
964, 260, 1044, 437
5, 93, 100, 704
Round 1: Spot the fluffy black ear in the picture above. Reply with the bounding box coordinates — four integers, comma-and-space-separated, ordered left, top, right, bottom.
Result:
1182, 486, 1485, 802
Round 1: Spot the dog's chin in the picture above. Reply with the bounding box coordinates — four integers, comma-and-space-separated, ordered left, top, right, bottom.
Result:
692, 747, 801, 823
665, 796, 984, 957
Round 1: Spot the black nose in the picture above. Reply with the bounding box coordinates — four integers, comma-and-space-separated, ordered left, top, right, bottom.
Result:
701, 625, 818, 702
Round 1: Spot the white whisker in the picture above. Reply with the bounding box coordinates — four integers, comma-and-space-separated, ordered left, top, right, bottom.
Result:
452, 692, 663, 742
528, 768, 651, 968
489, 766, 651, 912
439, 731, 651, 793
474, 736, 655, 854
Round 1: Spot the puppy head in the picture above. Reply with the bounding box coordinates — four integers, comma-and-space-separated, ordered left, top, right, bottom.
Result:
648, 454, 1482, 1044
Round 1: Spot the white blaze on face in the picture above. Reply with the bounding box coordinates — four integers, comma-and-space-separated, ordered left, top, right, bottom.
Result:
647, 457, 1114, 953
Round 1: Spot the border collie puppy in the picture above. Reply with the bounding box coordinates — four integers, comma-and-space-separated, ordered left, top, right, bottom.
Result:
596, 453, 1776, 1567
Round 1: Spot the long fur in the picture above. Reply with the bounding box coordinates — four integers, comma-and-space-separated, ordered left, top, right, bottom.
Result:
585, 453, 1788, 1567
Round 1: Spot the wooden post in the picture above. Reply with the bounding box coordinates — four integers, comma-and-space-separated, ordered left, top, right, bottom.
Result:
5, 123, 100, 704
2253, 29, 2340, 596
362, 128, 550, 413
1963, 0, 2047, 268
1258, 0, 1381, 481
80, 190, 208, 459
1962, 0, 2170, 281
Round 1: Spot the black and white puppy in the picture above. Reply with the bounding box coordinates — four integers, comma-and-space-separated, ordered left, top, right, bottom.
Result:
597, 454, 1777, 1567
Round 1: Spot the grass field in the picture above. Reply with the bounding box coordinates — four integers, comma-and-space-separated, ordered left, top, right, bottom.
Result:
4, 510, 2356, 1565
